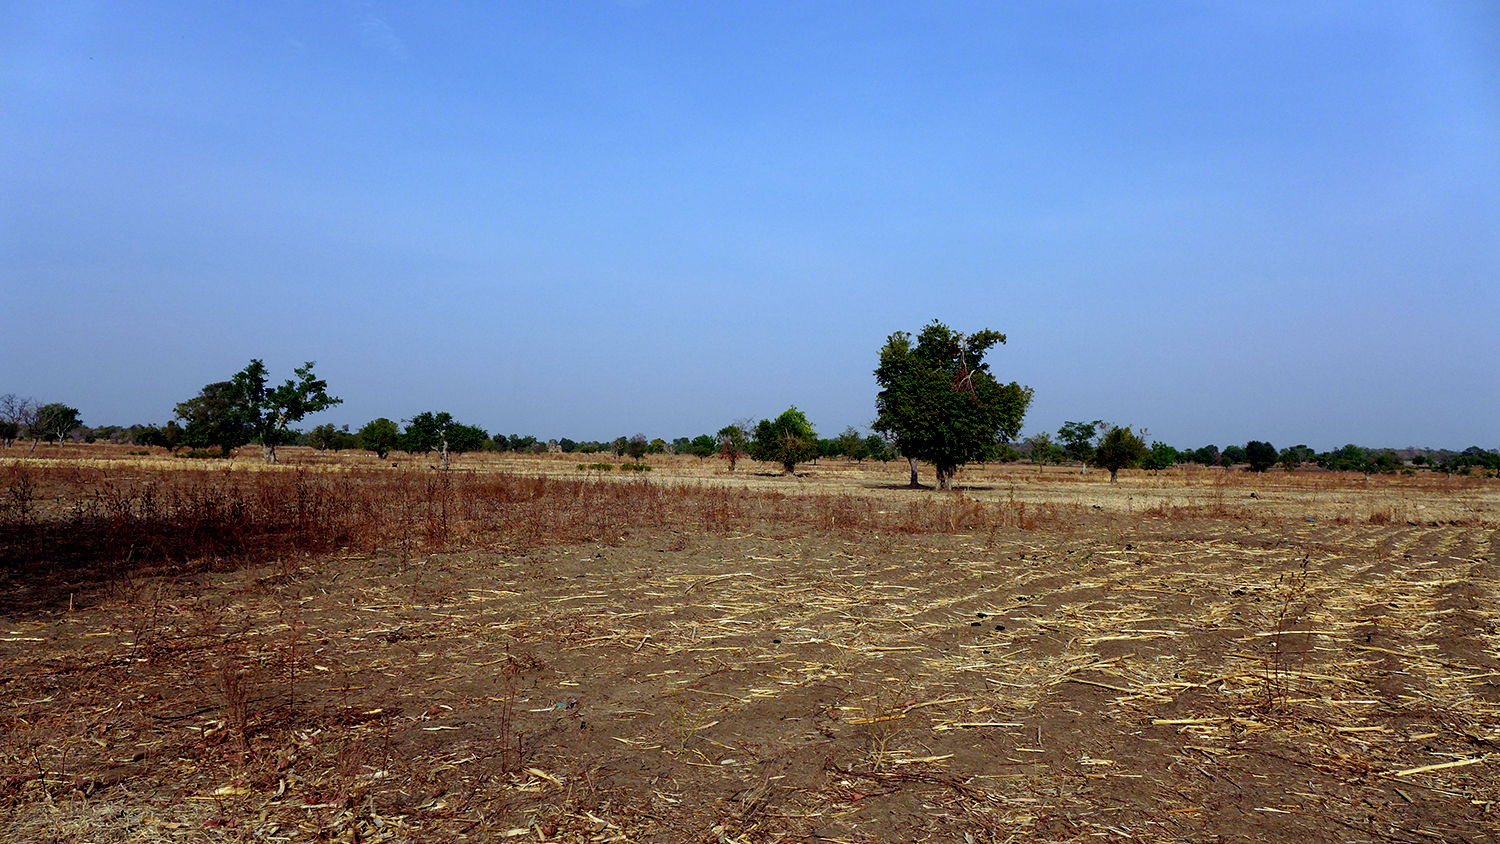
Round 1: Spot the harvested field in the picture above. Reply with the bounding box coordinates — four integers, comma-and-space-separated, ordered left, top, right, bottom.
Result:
2, 449, 1498, 842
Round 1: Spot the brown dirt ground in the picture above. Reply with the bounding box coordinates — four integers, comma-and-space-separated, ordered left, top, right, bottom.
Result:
2, 448, 1498, 842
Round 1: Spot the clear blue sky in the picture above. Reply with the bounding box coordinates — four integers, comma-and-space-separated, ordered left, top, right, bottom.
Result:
3, 2, 1497, 452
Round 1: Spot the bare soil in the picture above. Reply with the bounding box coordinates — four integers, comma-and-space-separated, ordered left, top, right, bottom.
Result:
2, 448, 1497, 842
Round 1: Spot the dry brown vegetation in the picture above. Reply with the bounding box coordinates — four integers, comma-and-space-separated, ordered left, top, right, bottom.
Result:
2, 446, 1498, 842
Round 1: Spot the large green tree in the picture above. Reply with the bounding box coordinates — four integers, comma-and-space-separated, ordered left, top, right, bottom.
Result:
176, 381, 252, 457
874, 321, 1032, 488
1093, 425, 1147, 482
750, 407, 818, 474
231, 360, 342, 463
176, 361, 340, 462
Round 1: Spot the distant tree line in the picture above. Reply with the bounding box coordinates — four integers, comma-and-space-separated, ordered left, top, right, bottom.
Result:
7, 341, 1496, 482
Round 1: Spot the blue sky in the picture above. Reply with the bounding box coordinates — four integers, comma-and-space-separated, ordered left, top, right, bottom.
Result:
3, 2, 1497, 451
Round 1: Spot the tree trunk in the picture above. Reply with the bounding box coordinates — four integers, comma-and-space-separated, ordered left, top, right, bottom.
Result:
907, 457, 920, 487
936, 467, 952, 489
263, 443, 277, 464
441, 439, 450, 470
1109, 468, 1119, 482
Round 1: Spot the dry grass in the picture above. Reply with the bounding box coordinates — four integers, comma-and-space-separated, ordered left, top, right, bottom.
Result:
1, 447, 1497, 842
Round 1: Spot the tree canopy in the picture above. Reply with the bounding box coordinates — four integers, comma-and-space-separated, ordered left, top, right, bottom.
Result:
358, 418, 401, 458
1244, 440, 1277, 473
32, 403, 82, 449
403, 411, 487, 468
750, 408, 818, 474
1093, 425, 1147, 482
175, 381, 252, 457
874, 321, 1032, 488
1057, 420, 1105, 472
717, 423, 750, 471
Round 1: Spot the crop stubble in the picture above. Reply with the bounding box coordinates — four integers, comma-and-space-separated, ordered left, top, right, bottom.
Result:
1, 450, 1497, 842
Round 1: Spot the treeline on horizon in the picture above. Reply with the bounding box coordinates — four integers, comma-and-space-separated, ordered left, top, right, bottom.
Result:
4, 395, 1496, 478
5, 344, 1497, 480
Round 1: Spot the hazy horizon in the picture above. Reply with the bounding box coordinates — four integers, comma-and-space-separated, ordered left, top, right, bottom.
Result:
4, 3, 1497, 454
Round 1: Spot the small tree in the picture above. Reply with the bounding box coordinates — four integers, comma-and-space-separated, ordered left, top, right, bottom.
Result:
836, 427, 869, 461
1141, 441, 1179, 471
874, 321, 1032, 488
864, 434, 893, 463
30, 403, 81, 449
1, 395, 37, 448
751, 408, 818, 474
358, 418, 402, 458
717, 423, 750, 471
689, 434, 717, 459
1244, 440, 1277, 473
1094, 425, 1147, 482
1057, 420, 1105, 474
1221, 444, 1247, 468
1023, 432, 1060, 472
626, 433, 649, 460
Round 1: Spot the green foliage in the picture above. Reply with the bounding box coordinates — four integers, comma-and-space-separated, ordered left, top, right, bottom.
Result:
134, 421, 183, 451
1093, 425, 1147, 482
578, 462, 613, 471
864, 434, 893, 462
558, 438, 578, 453
306, 423, 358, 451
610, 436, 628, 457
836, 427, 869, 461
404, 412, 488, 468
750, 407, 818, 474
874, 321, 1032, 488
402, 412, 446, 455
32, 403, 82, 446
619, 463, 653, 472
647, 437, 667, 454
1317, 444, 1369, 472
1141, 441, 1179, 471
1368, 449, 1402, 474
689, 434, 717, 459
1057, 420, 1104, 469
1023, 432, 1062, 468
1278, 444, 1313, 471
447, 423, 489, 456
1221, 445, 1247, 467
992, 442, 1020, 463
1186, 445, 1219, 466
231, 360, 342, 463
717, 423, 750, 471
0, 420, 19, 447
358, 418, 401, 458
176, 381, 252, 457
1244, 440, 1277, 473
626, 433, 648, 460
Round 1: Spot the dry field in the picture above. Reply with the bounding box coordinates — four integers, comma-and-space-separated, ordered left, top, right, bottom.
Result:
2, 446, 1498, 843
